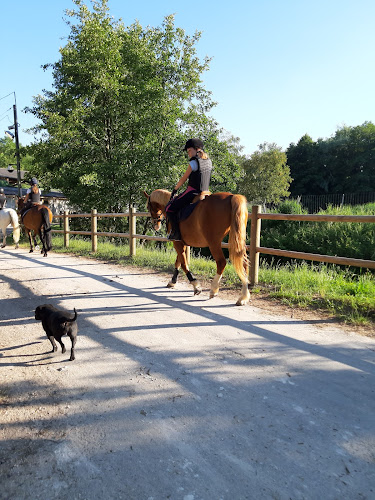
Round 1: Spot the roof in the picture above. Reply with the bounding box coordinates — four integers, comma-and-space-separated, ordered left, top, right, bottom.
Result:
0, 167, 26, 182
1, 185, 66, 199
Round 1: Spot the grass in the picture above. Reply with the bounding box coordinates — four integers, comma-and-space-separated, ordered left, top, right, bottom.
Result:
15, 234, 375, 327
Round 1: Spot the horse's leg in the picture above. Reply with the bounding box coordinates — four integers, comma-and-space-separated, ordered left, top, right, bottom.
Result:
172, 242, 201, 295
39, 229, 47, 257
0, 230, 5, 248
234, 255, 250, 306
167, 254, 181, 288
33, 232, 40, 251
208, 243, 227, 298
26, 229, 34, 252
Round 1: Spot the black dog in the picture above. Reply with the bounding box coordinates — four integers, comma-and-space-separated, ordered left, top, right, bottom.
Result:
35, 304, 78, 361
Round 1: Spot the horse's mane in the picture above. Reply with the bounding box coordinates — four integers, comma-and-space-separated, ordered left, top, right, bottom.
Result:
150, 189, 171, 207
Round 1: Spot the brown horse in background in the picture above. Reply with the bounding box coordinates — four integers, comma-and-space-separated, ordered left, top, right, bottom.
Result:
17, 198, 53, 257
144, 189, 250, 305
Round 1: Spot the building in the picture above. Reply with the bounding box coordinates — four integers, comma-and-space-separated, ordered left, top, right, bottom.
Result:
0, 168, 67, 215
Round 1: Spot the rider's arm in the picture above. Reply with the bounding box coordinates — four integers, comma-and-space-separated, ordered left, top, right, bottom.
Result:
24, 193, 30, 203
174, 164, 192, 190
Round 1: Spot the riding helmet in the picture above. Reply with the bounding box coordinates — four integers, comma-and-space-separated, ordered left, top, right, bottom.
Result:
183, 138, 204, 151
0, 188, 4, 194
30, 177, 38, 185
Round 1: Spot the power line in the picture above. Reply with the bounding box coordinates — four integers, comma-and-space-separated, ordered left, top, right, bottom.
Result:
0, 92, 15, 102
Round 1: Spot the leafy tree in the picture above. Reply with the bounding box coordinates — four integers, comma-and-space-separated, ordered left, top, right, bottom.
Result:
327, 122, 375, 193
0, 137, 17, 172
239, 143, 292, 204
25, 0, 243, 214
0, 137, 34, 186
287, 123, 375, 195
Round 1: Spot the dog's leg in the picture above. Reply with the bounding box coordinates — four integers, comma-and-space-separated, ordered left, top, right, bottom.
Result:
56, 338, 66, 354
69, 334, 76, 361
47, 334, 58, 353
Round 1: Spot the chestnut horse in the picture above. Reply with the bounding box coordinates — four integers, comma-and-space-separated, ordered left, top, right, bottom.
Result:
17, 198, 53, 257
144, 189, 250, 305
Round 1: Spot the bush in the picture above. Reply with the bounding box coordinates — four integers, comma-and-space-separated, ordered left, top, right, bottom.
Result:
260, 202, 375, 263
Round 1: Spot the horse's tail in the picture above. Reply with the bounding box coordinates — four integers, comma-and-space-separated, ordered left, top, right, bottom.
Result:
8, 209, 20, 244
228, 194, 249, 283
41, 207, 52, 251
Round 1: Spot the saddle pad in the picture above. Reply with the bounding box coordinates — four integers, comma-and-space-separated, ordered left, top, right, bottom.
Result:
178, 201, 199, 222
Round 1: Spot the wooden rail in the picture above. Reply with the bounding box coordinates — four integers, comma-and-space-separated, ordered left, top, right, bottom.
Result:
52, 206, 375, 285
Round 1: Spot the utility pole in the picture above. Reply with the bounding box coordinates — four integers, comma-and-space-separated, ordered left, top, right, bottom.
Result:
13, 104, 21, 197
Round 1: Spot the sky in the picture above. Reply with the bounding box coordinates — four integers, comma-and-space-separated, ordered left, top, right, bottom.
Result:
1, 0, 375, 156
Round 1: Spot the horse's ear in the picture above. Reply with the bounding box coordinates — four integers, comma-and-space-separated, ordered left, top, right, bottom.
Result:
143, 191, 149, 199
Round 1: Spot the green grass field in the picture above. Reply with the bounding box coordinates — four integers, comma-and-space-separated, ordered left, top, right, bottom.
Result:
39, 235, 375, 327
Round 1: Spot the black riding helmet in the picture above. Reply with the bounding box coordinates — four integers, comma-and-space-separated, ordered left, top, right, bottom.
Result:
183, 138, 204, 151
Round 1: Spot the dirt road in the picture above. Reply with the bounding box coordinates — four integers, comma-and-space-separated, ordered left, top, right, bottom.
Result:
1, 247, 374, 500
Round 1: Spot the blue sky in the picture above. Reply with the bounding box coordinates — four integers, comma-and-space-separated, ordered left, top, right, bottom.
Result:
1, 0, 375, 156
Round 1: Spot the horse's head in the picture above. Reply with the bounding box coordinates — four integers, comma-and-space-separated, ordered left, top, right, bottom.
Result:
16, 197, 24, 212
143, 189, 171, 231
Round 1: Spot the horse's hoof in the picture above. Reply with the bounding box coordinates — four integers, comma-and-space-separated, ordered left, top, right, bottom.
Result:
209, 291, 218, 299
29, 249, 33, 253
236, 298, 249, 306
15, 244, 19, 249
35, 245, 40, 251
194, 288, 202, 295
167, 282, 176, 288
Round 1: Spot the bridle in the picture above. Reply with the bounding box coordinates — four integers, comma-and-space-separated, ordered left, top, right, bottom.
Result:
147, 198, 165, 226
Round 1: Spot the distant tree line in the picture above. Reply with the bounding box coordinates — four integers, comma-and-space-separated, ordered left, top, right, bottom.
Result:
286, 122, 375, 196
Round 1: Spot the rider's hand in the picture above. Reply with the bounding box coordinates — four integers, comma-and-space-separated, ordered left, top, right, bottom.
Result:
170, 189, 177, 200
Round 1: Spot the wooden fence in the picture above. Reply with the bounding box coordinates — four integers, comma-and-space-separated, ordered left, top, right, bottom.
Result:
52, 206, 375, 286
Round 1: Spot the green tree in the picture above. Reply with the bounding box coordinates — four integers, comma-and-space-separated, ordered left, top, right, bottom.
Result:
0, 137, 34, 186
327, 122, 375, 193
239, 143, 292, 205
287, 123, 375, 195
25, 0, 242, 213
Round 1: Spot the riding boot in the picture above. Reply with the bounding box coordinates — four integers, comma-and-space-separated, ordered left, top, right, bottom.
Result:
167, 212, 181, 241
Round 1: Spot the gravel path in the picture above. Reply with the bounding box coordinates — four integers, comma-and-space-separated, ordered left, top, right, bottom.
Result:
1, 247, 374, 500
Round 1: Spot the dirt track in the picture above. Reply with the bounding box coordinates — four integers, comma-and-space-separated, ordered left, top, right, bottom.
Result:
1, 247, 374, 500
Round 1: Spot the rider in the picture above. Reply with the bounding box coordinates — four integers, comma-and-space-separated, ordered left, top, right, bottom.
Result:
0, 188, 6, 210
166, 138, 213, 240
20, 178, 42, 216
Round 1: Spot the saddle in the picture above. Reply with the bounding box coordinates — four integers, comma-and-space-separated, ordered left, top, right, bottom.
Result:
21, 203, 42, 221
178, 191, 211, 223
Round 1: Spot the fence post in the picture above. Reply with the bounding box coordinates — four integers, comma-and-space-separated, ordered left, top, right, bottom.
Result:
91, 209, 97, 253
63, 210, 69, 248
129, 205, 136, 257
249, 205, 261, 286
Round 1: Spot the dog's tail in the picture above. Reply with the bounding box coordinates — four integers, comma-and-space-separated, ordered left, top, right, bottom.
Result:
66, 308, 78, 323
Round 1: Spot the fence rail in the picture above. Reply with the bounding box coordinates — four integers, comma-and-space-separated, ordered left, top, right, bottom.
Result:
52, 206, 375, 286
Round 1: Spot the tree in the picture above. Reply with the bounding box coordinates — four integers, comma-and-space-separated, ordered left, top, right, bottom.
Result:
327, 122, 375, 193
239, 143, 292, 204
287, 123, 375, 195
0, 137, 34, 185
25, 0, 243, 213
